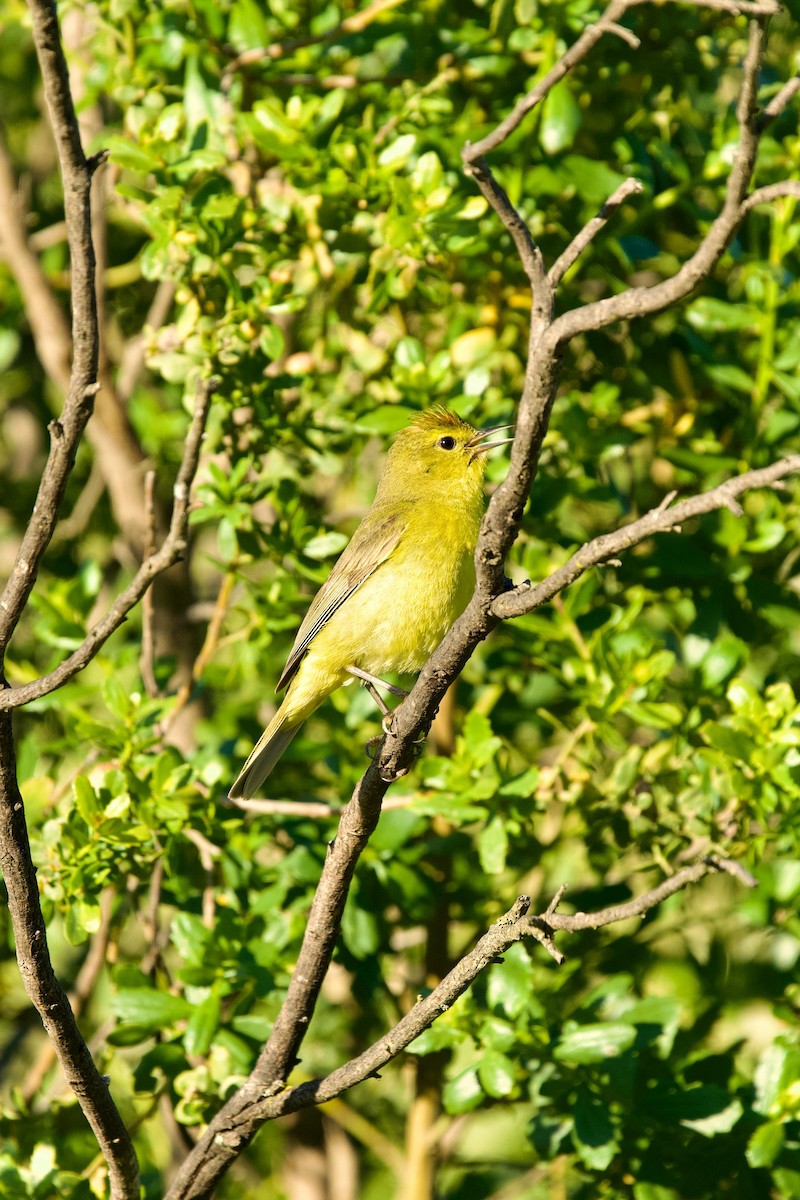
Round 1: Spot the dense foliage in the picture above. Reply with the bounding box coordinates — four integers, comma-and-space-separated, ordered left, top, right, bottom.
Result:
1, 0, 799, 1196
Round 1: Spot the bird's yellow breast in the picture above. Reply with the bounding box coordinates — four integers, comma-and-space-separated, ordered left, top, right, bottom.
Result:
283, 498, 481, 723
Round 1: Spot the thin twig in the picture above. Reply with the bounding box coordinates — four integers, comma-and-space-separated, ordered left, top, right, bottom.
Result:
140, 470, 160, 699
0, 378, 216, 711
549, 179, 644, 287
226, 792, 417, 819
492, 457, 800, 620
740, 180, 800, 216
549, 17, 766, 344
757, 74, 800, 130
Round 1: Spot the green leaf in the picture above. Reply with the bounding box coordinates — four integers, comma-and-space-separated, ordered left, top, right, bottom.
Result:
753, 1042, 800, 1115
554, 1022, 637, 1065
228, 0, 271, 52
377, 134, 416, 169
104, 135, 160, 173
73, 776, 101, 823
183, 992, 221, 1057
231, 1014, 273, 1042
540, 80, 582, 155
478, 815, 509, 875
746, 1121, 786, 1168
686, 298, 762, 332
355, 406, 417, 434
217, 517, 238, 563
113, 988, 192, 1027
341, 899, 380, 959
700, 722, 757, 763
171, 913, 214, 964
477, 1051, 516, 1098
443, 1066, 484, 1114
304, 531, 349, 560
408, 1023, 461, 1055
572, 1085, 617, 1170
486, 943, 533, 1019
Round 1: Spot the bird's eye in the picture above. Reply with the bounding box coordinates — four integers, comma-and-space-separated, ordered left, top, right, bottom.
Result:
437, 436, 457, 450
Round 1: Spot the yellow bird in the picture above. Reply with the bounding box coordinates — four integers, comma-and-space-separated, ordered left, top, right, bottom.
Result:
229, 407, 512, 799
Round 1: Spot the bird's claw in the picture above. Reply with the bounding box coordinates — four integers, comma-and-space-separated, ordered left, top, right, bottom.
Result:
364, 726, 426, 770
379, 765, 409, 782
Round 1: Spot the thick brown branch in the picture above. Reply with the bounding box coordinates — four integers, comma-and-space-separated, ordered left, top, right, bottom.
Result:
0, 380, 215, 710
226, 857, 754, 1121
21, 888, 116, 1104
0, 0, 102, 655
165, 759, 393, 1200
0, 714, 139, 1200
491, 456, 800, 620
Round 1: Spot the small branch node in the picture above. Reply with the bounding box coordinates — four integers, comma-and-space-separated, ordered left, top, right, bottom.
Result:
703, 855, 758, 888
545, 883, 568, 919
526, 918, 567, 965
603, 21, 640, 48
86, 148, 109, 175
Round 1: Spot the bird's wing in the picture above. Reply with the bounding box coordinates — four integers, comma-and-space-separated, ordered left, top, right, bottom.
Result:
276, 507, 407, 692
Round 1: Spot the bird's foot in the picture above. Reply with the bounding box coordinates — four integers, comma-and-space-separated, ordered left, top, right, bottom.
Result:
347, 665, 408, 718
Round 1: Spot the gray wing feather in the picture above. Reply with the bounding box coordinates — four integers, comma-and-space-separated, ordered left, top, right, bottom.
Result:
276, 508, 406, 692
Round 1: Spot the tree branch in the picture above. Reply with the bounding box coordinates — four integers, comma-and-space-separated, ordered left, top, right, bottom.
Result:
758, 73, 800, 129
169, 5, 795, 1195
549, 17, 767, 343
549, 179, 644, 287
0, 3, 140, 1193
217, 856, 755, 1122
0, 378, 215, 710
0, 1, 105, 655
491, 455, 800, 620
21, 887, 117, 1105
740, 180, 800, 216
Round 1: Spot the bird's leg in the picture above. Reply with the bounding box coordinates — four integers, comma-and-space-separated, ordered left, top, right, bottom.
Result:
346, 665, 408, 709
349, 667, 424, 772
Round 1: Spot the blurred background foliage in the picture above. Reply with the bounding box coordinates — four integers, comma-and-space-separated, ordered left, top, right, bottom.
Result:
0, 0, 799, 1196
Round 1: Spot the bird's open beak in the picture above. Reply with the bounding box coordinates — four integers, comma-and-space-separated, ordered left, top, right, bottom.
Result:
466, 423, 515, 462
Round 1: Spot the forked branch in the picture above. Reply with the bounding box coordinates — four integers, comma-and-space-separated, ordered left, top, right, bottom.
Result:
0, 379, 215, 710
0, 3, 140, 1194
168, 6, 799, 1197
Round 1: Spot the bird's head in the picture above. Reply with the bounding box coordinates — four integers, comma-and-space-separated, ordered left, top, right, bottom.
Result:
376, 407, 513, 503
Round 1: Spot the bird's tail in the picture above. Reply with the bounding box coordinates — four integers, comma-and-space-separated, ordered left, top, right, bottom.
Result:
229, 707, 300, 799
